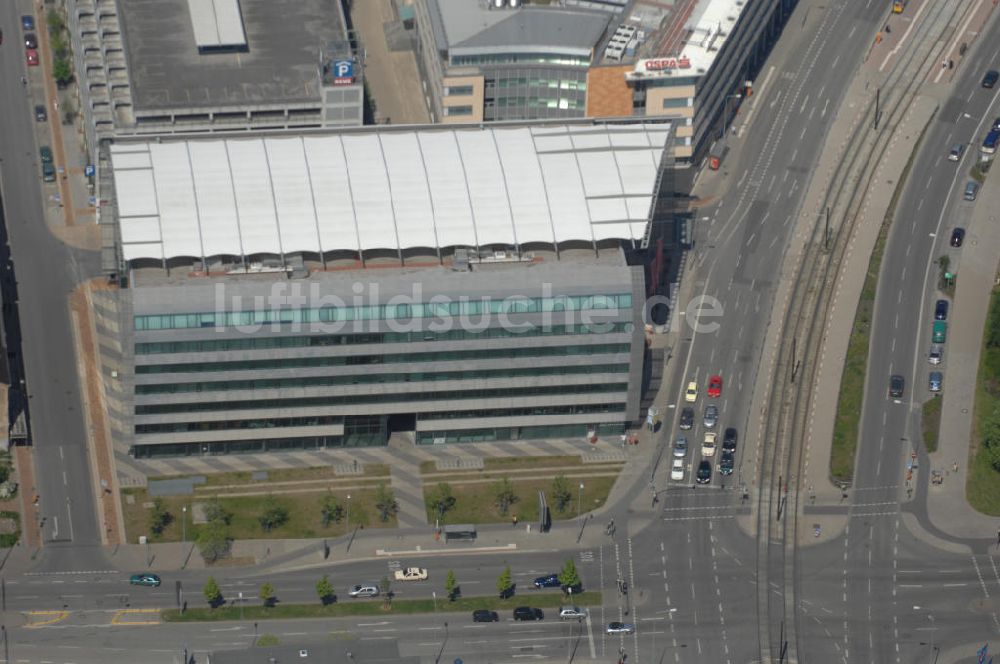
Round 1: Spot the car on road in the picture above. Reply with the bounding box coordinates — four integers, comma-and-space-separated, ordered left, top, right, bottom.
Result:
934, 299, 949, 321
888, 374, 905, 399
983, 69, 1000, 88
932, 320, 947, 344
35, 104, 47, 122
707, 374, 723, 398
513, 607, 544, 621
701, 431, 717, 457
393, 567, 428, 582
22, 15, 35, 31
719, 450, 735, 476
928, 345, 942, 365
929, 371, 943, 392
993, 117, 1000, 131
348, 584, 379, 598
533, 574, 560, 589
559, 606, 587, 620
129, 573, 161, 587
950, 228, 965, 247
0, 29, 3, 44
965, 181, 979, 201
42, 163, 56, 182
684, 381, 698, 402
703, 404, 718, 429
24, 32, 36, 49
696, 460, 712, 484
473, 609, 499, 622
670, 458, 685, 481
607, 622, 635, 635
679, 407, 694, 430
723, 427, 738, 452
948, 143, 964, 161
26, 48, 38, 66
40, 146, 53, 164
672, 434, 688, 457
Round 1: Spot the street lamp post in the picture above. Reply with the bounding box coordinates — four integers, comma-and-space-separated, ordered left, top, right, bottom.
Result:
346, 494, 351, 530
913, 606, 936, 663
578, 482, 584, 517
182, 506, 187, 544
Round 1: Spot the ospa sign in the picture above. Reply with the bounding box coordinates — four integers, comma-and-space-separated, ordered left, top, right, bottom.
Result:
642, 56, 692, 72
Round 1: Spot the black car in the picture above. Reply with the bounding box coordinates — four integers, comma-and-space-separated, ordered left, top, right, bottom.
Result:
679, 407, 694, 430
950, 228, 965, 247
533, 574, 560, 589
35, 104, 47, 122
513, 607, 544, 621
934, 299, 948, 321
888, 374, 905, 399
24, 32, 37, 49
472, 609, 499, 622
696, 460, 712, 484
983, 69, 999, 88
722, 427, 738, 452
719, 450, 734, 476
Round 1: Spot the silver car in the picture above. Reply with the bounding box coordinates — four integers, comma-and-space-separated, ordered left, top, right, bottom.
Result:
607, 622, 636, 635
673, 435, 688, 458
929, 371, 943, 392
703, 404, 719, 429
348, 584, 379, 598
928, 345, 942, 365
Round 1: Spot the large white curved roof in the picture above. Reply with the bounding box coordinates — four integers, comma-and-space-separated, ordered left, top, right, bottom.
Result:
110, 122, 672, 262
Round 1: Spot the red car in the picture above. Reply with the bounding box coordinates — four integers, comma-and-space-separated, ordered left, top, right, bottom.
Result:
26, 48, 39, 66
707, 375, 723, 398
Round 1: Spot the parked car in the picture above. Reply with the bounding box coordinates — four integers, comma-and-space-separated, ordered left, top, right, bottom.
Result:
928, 345, 942, 365
42, 162, 56, 182
950, 228, 965, 247
929, 371, 943, 392
348, 584, 379, 598
559, 606, 587, 620
513, 607, 544, 621
696, 460, 712, 484
993, 117, 1000, 132
22, 15, 35, 31
34, 104, 47, 122
684, 381, 698, 403
394, 567, 428, 582
965, 181, 979, 201
672, 434, 688, 458
719, 450, 735, 476
703, 405, 718, 429
722, 427, 738, 452
533, 574, 560, 589
948, 143, 964, 161
888, 374, 905, 399
679, 407, 694, 430
702, 431, 717, 457
24, 32, 36, 49
472, 609, 499, 622
670, 458, 685, 481
40, 145, 53, 164
607, 622, 636, 635
26, 48, 39, 66
983, 69, 999, 88
934, 299, 949, 321
707, 374, 723, 397
129, 573, 161, 587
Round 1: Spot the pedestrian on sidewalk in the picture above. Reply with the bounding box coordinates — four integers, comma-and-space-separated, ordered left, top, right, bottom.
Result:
512, 514, 518, 527
952, 461, 959, 473
885, 24, 890, 34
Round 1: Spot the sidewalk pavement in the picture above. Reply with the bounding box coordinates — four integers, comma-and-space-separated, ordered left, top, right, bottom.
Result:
926, 156, 1000, 540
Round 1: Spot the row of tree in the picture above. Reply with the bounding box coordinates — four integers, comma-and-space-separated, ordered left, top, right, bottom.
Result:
981, 292, 1000, 470
427, 474, 578, 519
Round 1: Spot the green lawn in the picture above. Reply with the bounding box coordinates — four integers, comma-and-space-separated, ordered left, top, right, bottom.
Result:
921, 396, 942, 454
150, 464, 389, 488
967, 288, 1000, 515
163, 591, 602, 622
122, 486, 394, 544
425, 476, 616, 524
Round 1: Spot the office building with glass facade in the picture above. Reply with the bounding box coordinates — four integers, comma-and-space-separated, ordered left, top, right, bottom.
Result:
102, 119, 675, 457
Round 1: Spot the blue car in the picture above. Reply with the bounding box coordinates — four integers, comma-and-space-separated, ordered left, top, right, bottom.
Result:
21, 15, 35, 31
533, 574, 560, 589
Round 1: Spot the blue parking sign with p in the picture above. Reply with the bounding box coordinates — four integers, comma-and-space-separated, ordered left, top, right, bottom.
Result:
334, 60, 353, 80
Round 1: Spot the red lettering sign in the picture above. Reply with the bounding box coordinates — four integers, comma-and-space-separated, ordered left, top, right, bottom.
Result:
643, 56, 692, 71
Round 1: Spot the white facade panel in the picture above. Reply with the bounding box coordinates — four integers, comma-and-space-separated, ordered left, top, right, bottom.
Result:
149, 143, 202, 259
537, 152, 591, 243
114, 169, 159, 218
187, 141, 243, 258
379, 133, 438, 249
577, 151, 624, 198
494, 129, 553, 246
121, 241, 164, 262
533, 133, 574, 152
418, 132, 477, 248
615, 150, 658, 195
121, 216, 163, 244
264, 138, 320, 254
226, 140, 281, 256
342, 134, 398, 250
304, 136, 361, 255
588, 197, 629, 223
456, 131, 515, 246
110, 150, 152, 170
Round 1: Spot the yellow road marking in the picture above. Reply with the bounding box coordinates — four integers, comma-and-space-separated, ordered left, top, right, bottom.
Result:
25, 611, 69, 628
111, 608, 161, 626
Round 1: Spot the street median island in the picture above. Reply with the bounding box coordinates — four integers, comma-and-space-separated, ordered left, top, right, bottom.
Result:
162, 590, 602, 622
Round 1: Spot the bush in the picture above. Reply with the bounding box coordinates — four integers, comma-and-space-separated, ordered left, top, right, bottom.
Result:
149, 497, 172, 537
203, 497, 233, 525
428, 483, 456, 519
197, 519, 230, 563
260, 582, 276, 608
493, 477, 517, 516
203, 577, 222, 608
374, 483, 398, 523
319, 492, 343, 528
52, 57, 73, 87
316, 575, 335, 605
258, 495, 289, 533
0, 511, 21, 548
551, 475, 572, 513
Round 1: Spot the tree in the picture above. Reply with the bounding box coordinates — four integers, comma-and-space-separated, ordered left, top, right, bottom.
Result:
379, 575, 393, 610
496, 566, 513, 599
203, 497, 233, 525
982, 408, 1000, 471
551, 475, 572, 514
149, 497, 172, 537
258, 495, 289, 532
316, 574, 335, 606
558, 559, 582, 594
203, 576, 222, 608
445, 570, 458, 601
320, 492, 344, 527
52, 58, 73, 87
428, 482, 456, 519
374, 483, 398, 523
988, 293, 1000, 349
50, 34, 68, 59
46, 9, 66, 34
494, 477, 518, 516
197, 518, 230, 563
259, 582, 275, 608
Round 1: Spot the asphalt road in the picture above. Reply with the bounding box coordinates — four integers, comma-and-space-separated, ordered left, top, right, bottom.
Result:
0, 2, 105, 570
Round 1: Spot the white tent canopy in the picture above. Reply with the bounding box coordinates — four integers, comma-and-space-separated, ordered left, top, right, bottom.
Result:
110, 122, 672, 263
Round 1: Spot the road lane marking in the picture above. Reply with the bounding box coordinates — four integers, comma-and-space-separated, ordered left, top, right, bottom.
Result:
25, 611, 70, 628
111, 608, 160, 626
